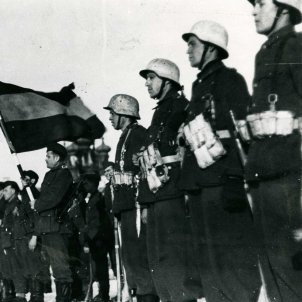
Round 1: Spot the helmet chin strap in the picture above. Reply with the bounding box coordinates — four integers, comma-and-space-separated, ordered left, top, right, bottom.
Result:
198, 43, 210, 70
116, 115, 122, 129
153, 78, 167, 100
268, 5, 284, 34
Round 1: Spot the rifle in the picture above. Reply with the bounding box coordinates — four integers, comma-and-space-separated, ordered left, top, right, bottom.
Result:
84, 254, 93, 302
114, 217, 122, 302
56, 178, 85, 223
110, 182, 122, 302
229, 110, 254, 212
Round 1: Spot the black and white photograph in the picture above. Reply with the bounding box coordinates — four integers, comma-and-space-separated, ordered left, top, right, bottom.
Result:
0, 0, 301, 301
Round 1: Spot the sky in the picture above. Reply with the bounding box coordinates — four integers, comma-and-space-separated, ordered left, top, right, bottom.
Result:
0, 0, 299, 185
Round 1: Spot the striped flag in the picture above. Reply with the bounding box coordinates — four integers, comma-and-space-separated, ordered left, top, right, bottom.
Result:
0, 82, 105, 153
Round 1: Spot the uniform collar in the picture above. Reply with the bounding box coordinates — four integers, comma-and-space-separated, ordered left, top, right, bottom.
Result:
153, 88, 179, 110
263, 25, 295, 49
121, 121, 137, 137
196, 60, 224, 82
50, 165, 65, 172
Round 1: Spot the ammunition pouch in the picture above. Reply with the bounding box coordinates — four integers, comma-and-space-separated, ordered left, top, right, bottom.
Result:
183, 113, 227, 169
139, 144, 180, 193
246, 110, 299, 139
35, 211, 60, 234
112, 171, 134, 186
1, 228, 13, 249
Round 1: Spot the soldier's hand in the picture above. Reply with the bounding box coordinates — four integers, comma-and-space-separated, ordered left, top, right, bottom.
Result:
28, 235, 37, 251
293, 228, 302, 242
30, 199, 36, 210
132, 153, 140, 166
12, 207, 19, 216
141, 208, 148, 224
83, 246, 90, 254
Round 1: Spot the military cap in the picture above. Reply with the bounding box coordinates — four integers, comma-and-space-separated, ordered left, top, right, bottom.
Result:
3, 181, 20, 193
47, 143, 67, 160
24, 170, 39, 182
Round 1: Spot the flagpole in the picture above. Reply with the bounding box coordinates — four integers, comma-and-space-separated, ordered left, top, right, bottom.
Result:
0, 111, 35, 202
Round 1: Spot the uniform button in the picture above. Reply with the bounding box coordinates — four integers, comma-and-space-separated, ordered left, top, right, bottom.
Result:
198, 79, 202, 83
150, 135, 153, 138
253, 83, 258, 88
263, 45, 267, 49
255, 173, 258, 178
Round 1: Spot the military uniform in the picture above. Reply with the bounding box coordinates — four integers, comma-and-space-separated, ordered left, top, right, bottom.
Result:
34, 165, 73, 296
138, 88, 203, 302
21, 185, 52, 295
113, 122, 156, 297
79, 191, 113, 301
180, 61, 261, 302
245, 25, 302, 301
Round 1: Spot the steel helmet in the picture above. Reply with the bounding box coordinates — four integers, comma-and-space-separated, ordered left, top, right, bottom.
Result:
248, 0, 302, 24
182, 20, 229, 59
103, 94, 140, 119
139, 58, 181, 88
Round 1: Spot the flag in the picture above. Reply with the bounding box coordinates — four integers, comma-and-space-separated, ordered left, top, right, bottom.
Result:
0, 82, 105, 153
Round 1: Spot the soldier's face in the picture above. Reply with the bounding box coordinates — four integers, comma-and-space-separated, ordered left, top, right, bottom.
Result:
145, 72, 163, 98
253, 0, 279, 35
104, 166, 113, 181
3, 186, 15, 201
109, 111, 121, 130
45, 151, 60, 169
186, 36, 205, 68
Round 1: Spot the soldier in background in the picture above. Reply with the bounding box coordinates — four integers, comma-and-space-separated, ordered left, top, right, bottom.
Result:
1, 181, 18, 302
179, 21, 261, 302
30, 143, 73, 302
2, 180, 45, 302
20, 170, 52, 296
245, 1, 302, 301
80, 171, 113, 302
137, 58, 203, 302
104, 94, 158, 302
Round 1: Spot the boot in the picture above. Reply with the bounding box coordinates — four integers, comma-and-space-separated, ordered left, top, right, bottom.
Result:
55, 282, 71, 302
2, 280, 15, 302
29, 279, 44, 302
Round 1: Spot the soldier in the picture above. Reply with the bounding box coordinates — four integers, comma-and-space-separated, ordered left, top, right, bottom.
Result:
137, 58, 203, 302
20, 170, 52, 296
80, 171, 113, 302
104, 94, 158, 302
20, 171, 40, 201
1, 181, 19, 302
179, 21, 261, 302
245, 1, 302, 301
30, 143, 73, 302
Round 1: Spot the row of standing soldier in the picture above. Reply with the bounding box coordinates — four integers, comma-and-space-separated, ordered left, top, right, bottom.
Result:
104, 0, 302, 301
0, 0, 301, 301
